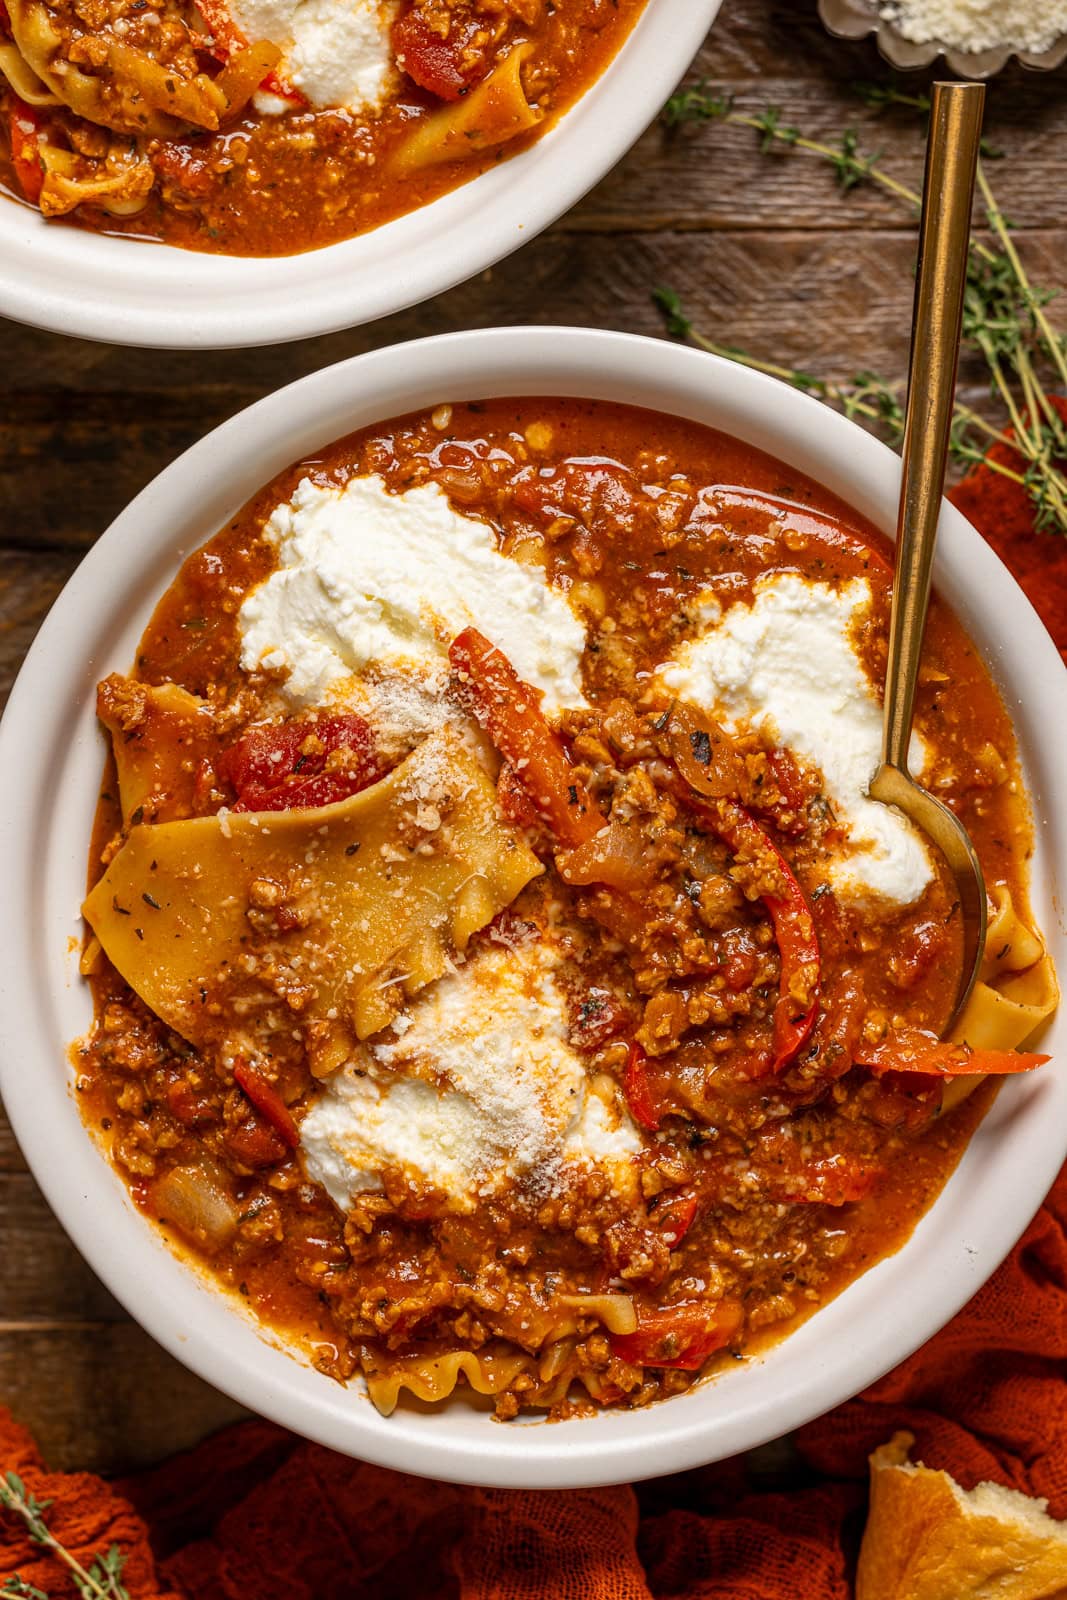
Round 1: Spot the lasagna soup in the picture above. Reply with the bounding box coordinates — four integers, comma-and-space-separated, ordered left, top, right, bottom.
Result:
0, 0, 643, 252
76, 399, 1058, 1417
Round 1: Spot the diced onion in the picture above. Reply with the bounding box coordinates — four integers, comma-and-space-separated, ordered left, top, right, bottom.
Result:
538, 1335, 577, 1382
149, 1160, 239, 1255
557, 822, 653, 892
667, 705, 743, 800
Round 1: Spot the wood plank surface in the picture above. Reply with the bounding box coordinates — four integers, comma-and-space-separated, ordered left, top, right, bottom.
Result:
1, 0, 1065, 1473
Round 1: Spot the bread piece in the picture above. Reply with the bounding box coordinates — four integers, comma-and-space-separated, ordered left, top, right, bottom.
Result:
856, 1432, 1067, 1600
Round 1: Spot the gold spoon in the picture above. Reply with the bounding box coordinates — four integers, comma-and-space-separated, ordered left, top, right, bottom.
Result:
868, 81, 988, 1034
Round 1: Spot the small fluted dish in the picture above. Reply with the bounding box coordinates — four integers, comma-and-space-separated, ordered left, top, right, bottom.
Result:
819, 0, 1067, 78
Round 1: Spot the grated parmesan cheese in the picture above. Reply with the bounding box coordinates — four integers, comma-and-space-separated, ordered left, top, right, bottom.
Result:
299, 937, 641, 1214
878, 0, 1067, 54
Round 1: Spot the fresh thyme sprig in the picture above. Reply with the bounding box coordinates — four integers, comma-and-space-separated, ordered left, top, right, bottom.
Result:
658, 84, 1067, 533
0, 1473, 130, 1600
662, 87, 917, 204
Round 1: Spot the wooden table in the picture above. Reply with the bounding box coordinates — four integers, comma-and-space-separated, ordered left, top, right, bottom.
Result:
2, 0, 1064, 1474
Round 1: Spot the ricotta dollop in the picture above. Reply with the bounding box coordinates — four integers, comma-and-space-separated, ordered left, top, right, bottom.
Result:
221, 0, 397, 112
299, 939, 641, 1213
656, 573, 933, 908
238, 474, 588, 718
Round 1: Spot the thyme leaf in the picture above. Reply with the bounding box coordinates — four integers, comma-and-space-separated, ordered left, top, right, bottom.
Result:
662, 80, 733, 127
0, 1474, 131, 1600
655, 90, 1067, 537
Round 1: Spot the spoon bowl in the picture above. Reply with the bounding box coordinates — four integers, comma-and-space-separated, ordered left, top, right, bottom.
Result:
869, 763, 988, 1032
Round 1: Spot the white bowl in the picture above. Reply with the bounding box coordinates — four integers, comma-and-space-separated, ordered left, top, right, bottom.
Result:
1, 327, 1064, 1489
0, 1, 720, 349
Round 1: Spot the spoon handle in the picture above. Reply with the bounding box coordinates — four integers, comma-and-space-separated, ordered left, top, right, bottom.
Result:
881, 81, 985, 774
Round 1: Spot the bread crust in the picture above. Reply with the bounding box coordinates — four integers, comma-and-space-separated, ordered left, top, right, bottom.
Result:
856, 1432, 1067, 1600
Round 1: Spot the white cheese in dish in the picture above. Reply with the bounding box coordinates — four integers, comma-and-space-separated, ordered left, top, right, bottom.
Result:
299, 939, 641, 1214
221, 0, 398, 112
878, 0, 1067, 55
656, 573, 933, 909
239, 474, 588, 718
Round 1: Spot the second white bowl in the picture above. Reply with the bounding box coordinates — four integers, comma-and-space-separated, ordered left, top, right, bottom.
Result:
0, 2, 720, 348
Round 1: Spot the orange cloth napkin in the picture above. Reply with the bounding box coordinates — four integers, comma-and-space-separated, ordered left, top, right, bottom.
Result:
0, 1163, 1062, 1599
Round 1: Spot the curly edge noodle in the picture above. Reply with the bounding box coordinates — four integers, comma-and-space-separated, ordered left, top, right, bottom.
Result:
941, 884, 1059, 1112
1, 0, 278, 215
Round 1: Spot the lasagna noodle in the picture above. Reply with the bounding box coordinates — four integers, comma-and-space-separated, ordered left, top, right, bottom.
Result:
36, 139, 155, 217
0, 40, 59, 103
4, 0, 234, 136
391, 42, 541, 174
364, 1298, 640, 1415
556, 1293, 637, 1334
954, 884, 1058, 1048
944, 884, 1058, 1111
96, 676, 218, 827
5, 0, 154, 132
364, 1347, 533, 1417
83, 729, 542, 1046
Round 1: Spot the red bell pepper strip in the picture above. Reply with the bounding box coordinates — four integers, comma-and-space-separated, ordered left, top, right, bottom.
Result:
686, 793, 820, 1073
6, 98, 43, 205
611, 1300, 743, 1371
856, 1028, 1049, 1078
623, 1041, 661, 1133
233, 1057, 299, 1149
449, 627, 603, 848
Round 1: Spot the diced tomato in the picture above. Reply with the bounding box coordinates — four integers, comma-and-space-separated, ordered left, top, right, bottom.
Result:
768, 1152, 879, 1206
257, 66, 305, 104
152, 143, 216, 200
859, 1068, 943, 1134
623, 1041, 661, 1133
512, 459, 655, 543
219, 713, 383, 812
6, 98, 43, 205
740, 1123, 881, 1205
719, 928, 760, 992
392, 5, 482, 101
570, 986, 631, 1052
650, 1191, 698, 1248
449, 628, 603, 848
611, 1300, 743, 1371
194, 0, 244, 54
496, 761, 540, 832
223, 1116, 289, 1168
856, 1027, 1049, 1078
233, 1057, 299, 1148
165, 1077, 217, 1127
